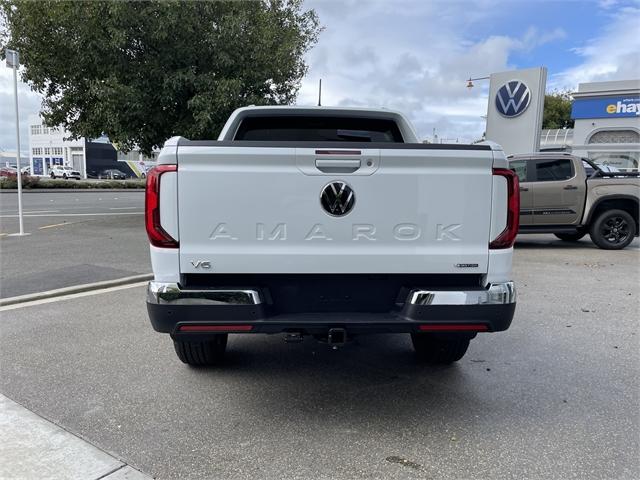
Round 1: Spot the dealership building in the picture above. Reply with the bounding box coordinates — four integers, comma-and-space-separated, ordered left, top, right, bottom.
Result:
27, 116, 155, 178
569, 79, 639, 170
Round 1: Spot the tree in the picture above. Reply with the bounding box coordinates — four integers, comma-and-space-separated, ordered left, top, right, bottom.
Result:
543, 90, 574, 130
0, 0, 321, 154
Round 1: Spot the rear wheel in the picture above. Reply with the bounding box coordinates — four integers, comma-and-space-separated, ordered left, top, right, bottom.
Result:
411, 333, 470, 364
554, 231, 586, 242
589, 209, 636, 250
173, 334, 228, 366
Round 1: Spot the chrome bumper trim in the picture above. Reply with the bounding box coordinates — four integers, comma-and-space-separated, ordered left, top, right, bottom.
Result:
409, 282, 516, 306
147, 281, 515, 307
147, 282, 262, 306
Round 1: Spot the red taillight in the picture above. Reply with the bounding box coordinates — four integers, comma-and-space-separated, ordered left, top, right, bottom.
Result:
178, 325, 254, 332
490, 168, 520, 249
419, 324, 488, 332
145, 165, 178, 248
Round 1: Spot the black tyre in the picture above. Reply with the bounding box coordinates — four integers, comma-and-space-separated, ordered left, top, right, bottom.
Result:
50, 172, 55, 179
589, 209, 636, 250
173, 334, 228, 366
411, 333, 470, 364
554, 232, 586, 242
62, 173, 67, 179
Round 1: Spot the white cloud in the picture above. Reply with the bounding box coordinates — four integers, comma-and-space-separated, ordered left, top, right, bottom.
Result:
298, 1, 568, 142
0, 67, 43, 154
549, 5, 640, 89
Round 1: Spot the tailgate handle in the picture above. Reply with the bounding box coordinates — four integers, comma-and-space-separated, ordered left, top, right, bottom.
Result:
315, 159, 361, 173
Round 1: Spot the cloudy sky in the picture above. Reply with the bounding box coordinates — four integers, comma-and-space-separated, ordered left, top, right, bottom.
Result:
1, 0, 638, 153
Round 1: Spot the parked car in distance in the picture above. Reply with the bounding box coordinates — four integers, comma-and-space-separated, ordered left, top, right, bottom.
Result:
0, 166, 17, 180
508, 153, 639, 250
98, 169, 128, 180
50, 165, 81, 180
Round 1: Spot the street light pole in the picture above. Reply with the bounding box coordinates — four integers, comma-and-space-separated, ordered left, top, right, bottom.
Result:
6, 48, 27, 236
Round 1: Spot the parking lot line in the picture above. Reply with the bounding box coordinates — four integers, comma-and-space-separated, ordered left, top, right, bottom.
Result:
0, 281, 148, 312
39, 220, 91, 230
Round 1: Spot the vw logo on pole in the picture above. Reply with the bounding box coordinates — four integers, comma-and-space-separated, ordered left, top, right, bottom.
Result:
495, 80, 531, 118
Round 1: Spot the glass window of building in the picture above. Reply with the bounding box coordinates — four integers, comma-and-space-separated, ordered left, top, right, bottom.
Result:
588, 151, 639, 170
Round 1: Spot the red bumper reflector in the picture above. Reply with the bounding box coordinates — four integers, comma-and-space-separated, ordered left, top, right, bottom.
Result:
419, 324, 488, 332
178, 325, 254, 332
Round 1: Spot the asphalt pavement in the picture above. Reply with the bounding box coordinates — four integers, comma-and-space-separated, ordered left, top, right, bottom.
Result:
0, 237, 638, 479
0, 190, 149, 298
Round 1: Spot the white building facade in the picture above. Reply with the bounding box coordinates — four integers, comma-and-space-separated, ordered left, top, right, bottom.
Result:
28, 116, 156, 178
28, 116, 86, 177
570, 79, 640, 171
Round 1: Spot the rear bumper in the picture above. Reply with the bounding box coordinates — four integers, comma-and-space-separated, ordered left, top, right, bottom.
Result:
147, 281, 516, 336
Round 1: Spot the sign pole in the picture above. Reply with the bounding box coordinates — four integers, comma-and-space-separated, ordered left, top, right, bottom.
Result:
6, 49, 28, 236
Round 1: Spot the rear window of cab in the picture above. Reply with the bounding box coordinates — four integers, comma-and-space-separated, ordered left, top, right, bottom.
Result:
234, 116, 404, 142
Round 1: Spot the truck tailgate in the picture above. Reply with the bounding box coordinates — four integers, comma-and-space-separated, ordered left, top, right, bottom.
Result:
176, 145, 494, 274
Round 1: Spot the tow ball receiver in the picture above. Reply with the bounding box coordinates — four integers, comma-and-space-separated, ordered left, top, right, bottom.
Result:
327, 328, 347, 348
284, 333, 304, 343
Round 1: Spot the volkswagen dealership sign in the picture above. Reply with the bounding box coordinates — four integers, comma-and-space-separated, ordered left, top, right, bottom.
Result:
485, 67, 547, 155
495, 81, 531, 117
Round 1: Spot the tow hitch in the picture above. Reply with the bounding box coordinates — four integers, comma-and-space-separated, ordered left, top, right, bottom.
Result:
327, 328, 347, 348
284, 333, 304, 343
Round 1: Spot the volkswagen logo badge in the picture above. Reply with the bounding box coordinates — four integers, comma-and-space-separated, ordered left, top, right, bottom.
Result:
495, 80, 531, 118
320, 181, 355, 216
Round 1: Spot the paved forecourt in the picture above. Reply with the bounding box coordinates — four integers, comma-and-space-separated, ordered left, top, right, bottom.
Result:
0, 237, 638, 479
0, 190, 149, 298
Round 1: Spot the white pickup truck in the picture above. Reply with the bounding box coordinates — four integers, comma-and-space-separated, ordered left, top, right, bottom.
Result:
145, 106, 518, 366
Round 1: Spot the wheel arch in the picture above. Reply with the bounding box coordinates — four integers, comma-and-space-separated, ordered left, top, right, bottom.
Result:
586, 195, 639, 235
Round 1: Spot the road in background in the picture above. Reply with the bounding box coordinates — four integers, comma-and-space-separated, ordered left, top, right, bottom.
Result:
0, 242, 638, 479
0, 191, 148, 298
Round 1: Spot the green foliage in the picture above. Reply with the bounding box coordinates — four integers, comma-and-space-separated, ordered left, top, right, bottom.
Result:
0, 0, 321, 154
543, 90, 574, 130
0, 178, 145, 189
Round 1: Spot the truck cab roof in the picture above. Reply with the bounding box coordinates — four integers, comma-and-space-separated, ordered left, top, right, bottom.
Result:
217, 105, 421, 143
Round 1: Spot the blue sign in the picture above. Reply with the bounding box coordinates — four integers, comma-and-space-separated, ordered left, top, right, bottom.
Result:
495, 81, 531, 118
572, 96, 640, 119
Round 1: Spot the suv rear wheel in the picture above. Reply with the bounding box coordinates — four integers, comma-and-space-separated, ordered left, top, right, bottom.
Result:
173, 334, 228, 366
555, 232, 586, 242
589, 209, 636, 250
411, 333, 470, 364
